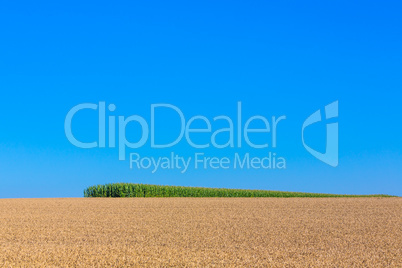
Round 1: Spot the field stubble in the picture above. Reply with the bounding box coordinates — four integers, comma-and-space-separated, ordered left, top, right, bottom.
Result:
0, 198, 400, 267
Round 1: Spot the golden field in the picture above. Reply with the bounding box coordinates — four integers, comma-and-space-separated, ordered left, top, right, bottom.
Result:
0, 198, 400, 267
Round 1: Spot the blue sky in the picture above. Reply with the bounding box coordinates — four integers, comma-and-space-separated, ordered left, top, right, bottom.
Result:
0, 1, 401, 197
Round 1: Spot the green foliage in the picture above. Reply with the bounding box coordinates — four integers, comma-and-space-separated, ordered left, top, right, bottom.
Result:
83, 183, 393, 198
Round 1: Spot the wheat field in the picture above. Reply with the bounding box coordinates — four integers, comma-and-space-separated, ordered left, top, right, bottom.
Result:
0, 198, 400, 267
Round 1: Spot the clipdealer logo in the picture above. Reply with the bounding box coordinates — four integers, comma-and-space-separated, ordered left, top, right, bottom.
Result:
64, 101, 338, 173
302, 101, 339, 167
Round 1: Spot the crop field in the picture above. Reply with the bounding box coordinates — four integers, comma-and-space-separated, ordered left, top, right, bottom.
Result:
84, 183, 393, 198
0, 198, 400, 267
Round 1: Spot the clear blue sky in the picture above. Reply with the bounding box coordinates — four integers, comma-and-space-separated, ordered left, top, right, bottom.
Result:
0, 0, 401, 197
